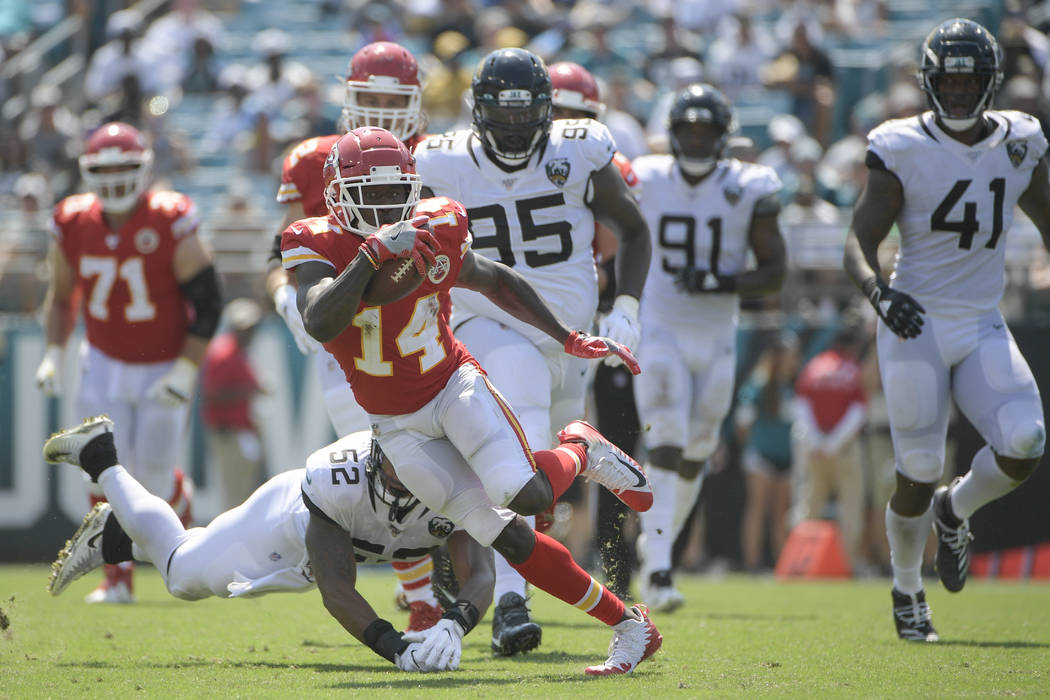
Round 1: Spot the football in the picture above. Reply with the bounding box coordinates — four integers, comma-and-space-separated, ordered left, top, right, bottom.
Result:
361, 257, 425, 305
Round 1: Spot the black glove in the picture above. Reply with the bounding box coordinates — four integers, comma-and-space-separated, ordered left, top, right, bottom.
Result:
863, 278, 925, 339
676, 268, 737, 294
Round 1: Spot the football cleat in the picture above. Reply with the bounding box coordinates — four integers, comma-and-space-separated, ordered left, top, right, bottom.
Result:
405, 600, 443, 632
892, 588, 938, 642
491, 592, 542, 656
933, 479, 972, 593
48, 502, 110, 596
42, 415, 114, 467
557, 420, 653, 512
430, 545, 460, 611
641, 570, 685, 613
585, 605, 662, 676
393, 582, 410, 611
85, 563, 135, 605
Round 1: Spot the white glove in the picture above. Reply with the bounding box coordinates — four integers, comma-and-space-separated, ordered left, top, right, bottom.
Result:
146, 357, 198, 407
273, 283, 319, 355
400, 618, 463, 672
36, 345, 64, 396
394, 642, 429, 672
597, 295, 640, 368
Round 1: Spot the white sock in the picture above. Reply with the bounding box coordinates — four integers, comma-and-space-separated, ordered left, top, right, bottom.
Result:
671, 470, 704, 540
638, 466, 677, 574
885, 501, 933, 595
493, 514, 533, 602
950, 445, 1020, 520
98, 465, 190, 576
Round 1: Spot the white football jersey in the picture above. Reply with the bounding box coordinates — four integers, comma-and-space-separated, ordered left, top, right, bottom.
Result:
868, 110, 1047, 315
300, 432, 457, 565
632, 155, 781, 329
414, 119, 614, 347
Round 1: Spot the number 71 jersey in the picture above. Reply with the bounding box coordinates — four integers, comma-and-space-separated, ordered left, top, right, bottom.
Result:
868, 110, 1048, 314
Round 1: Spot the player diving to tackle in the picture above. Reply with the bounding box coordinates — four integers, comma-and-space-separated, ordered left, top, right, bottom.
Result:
45, 418, 493, 673
280, 125, 662, 675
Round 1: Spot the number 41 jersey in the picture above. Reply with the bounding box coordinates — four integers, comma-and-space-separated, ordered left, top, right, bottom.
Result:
868, 110, 1047, 315
414, 119, 615, 344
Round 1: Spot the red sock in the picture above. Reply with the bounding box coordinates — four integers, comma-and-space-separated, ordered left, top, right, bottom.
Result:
509, 531, 625, 626
533, 443, 586, 502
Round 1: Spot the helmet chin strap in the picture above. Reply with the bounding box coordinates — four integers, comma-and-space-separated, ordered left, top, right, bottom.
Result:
678, 157, 716, 177
939, 115, 979, 132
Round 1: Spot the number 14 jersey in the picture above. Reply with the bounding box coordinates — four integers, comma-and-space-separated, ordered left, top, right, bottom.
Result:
867, 110, 1047, 315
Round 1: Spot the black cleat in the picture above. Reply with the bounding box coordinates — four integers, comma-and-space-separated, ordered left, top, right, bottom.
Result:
430, 545, 460, 610
892, 588, 939, 642
491, 592, 542, 656
933, 479, 972, 593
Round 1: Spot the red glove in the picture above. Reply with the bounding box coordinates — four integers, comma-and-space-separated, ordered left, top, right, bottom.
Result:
361, 214, 439, 276
563, 330, 640, 375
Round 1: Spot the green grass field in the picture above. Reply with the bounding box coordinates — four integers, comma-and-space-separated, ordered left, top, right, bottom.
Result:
1, 565, 1048, 699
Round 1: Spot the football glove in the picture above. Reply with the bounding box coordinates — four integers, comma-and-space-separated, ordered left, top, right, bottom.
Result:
35, 345, 64, 396
394, 642, 429, 672
564, 330, 640, 375
675, 267, 736, 294
597, 295, 640, 368
400, 618, 463, 672
146, 357, 199, 407
273, 283, 320, 354
361, 214, 439, 276
863, 278, 924, 339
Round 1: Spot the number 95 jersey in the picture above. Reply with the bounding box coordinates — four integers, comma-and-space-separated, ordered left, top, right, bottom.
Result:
414, 119, 615, 344
300, 432, 457, 565
632, 155, 780, 329
868, 110, 1048, 315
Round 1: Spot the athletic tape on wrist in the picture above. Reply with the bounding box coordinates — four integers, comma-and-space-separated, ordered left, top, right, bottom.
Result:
441, 599, 479, 635
363, 618, 408, 663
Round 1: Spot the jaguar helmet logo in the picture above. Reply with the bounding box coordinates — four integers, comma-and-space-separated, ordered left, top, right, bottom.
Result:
427, 516, 454, 539
545, 158, 571, 187
1006, 139, 1028, 168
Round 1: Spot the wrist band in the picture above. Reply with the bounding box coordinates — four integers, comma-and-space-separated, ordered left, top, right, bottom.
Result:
363, 618, 408, 663
442, 599, 480, 635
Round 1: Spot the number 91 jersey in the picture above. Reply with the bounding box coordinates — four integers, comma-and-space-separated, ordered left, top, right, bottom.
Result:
414, 119, 615, 345
868, 110, 1048, 314
631, 154, 780, 329
300, 432, 456, 565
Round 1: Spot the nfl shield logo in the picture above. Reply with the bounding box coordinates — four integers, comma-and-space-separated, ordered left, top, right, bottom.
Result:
1006, 139, 1027, 168
546, 158, 571, 187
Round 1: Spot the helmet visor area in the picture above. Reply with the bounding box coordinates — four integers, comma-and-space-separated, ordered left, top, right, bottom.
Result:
325, 172, 421, 234
476, 101, 550, 127
926, 71, 992, 120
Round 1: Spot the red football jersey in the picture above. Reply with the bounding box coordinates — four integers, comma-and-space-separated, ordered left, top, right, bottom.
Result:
51, 191, 199, 363
277, 133, 427, 218
280, 196, 475, 414
795, 348, 867, 433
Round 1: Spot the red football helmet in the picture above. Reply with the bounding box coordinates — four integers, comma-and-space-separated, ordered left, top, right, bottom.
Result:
79, 122, 153, 212
342, 42, 423, 141
550, 62, 605, 120
323, 126, 421, 234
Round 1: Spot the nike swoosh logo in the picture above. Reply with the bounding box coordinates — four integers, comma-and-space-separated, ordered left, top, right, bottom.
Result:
615, 455, 647, 488
88, 531, 104, 549
993, 324, 1003, 329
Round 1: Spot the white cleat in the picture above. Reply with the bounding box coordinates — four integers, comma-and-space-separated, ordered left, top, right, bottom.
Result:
48, 502, 109, 596
584, 605, 663, 676
557, 420, 653, 512
84, 580, 135, 605
644, 584, 685, 614
43, 415, 114, 466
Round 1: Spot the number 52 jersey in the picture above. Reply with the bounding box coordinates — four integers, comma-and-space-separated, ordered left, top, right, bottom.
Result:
867, 110, 1048, 315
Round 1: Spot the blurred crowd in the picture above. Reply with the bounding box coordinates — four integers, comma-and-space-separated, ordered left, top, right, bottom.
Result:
3, 0, 1050, 575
